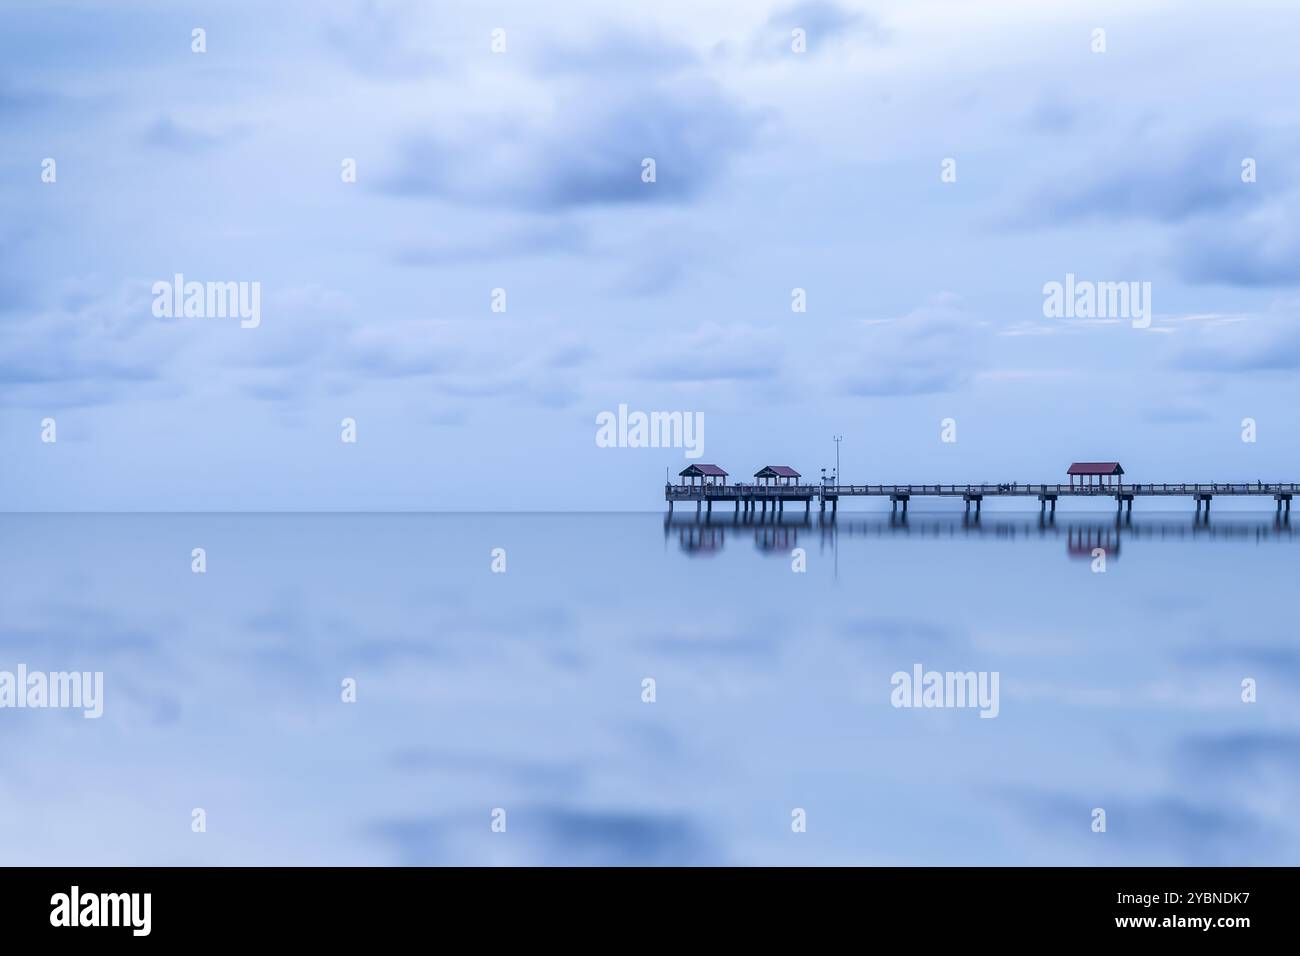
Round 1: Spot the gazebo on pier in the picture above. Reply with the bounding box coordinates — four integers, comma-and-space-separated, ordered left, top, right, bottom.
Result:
1067, 461, 1124, 489
679, 463, 728, 487
754, 465, 801, 487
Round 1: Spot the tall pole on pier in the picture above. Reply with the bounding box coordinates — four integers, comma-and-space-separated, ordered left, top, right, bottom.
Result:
833, 435, 843, 486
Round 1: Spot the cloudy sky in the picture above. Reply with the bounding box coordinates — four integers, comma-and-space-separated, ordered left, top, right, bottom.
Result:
2, 0, 1297, 510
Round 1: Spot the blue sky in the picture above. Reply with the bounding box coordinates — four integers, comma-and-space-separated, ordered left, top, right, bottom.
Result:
2, 0, 1298, 510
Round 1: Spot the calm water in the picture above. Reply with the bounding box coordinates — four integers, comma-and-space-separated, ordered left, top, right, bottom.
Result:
1, 512, 1296, 866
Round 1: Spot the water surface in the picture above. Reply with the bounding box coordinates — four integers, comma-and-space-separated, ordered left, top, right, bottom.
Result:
1, 512, 1295, 865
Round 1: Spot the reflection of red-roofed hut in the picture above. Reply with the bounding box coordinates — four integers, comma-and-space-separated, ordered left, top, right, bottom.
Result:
1067, 525, 1120, 560
1068, 462, 1124, 490
679, 463, 728, 487
754, 465, 801, 487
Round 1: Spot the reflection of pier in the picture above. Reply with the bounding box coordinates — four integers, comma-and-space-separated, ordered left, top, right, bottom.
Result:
675, 523, 726, 556
667, 517, 807, 556
1067, 525, 1121, 560
754, 524, 800, 554
664, 512, 1296, 558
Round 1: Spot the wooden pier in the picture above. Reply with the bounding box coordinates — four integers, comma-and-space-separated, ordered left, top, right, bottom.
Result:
666, 481, 1298, 517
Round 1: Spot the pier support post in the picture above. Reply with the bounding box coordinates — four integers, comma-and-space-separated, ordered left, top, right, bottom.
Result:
668, 500, 673, 515
707, 500, 712, 515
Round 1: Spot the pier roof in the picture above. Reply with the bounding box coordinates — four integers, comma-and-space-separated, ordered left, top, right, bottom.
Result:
755, 465, 801, 478
1067, 462, 1124, 476
679, 464, 728, 477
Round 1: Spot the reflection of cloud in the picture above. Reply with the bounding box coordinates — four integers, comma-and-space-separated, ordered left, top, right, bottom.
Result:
1007, 789, 1279, 864
1176, 732, 1300, 777
1180, 643, 1300, 680
530, 807, 714, 866
369, 806, 717, 865
388, 749, 587, 793
839, 616, 955, 649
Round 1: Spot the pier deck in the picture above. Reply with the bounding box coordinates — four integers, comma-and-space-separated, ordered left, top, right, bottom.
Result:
665, 482, 1299, 516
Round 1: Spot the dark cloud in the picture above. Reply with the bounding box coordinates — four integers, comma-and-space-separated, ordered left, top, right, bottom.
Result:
1138, 402, 1211, 425
1173, 315, 1300, 372
393, 221, 588, 267
531, 28, 698, 77
635, 324, 781, 384
758, 1, 887, 55
1022, 95, 1079, 134
141, 115, 247, 152
1175, 205, 1300, 286
1018, 125, 1267, 226
322, 0, 443, 77
0, 280, 180, 406
380, 27, 761, 211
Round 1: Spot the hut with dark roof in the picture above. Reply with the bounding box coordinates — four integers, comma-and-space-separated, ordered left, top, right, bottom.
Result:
753, 465, 801, 487
1067, 462, 1124, 489
678, 463, 728, 486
